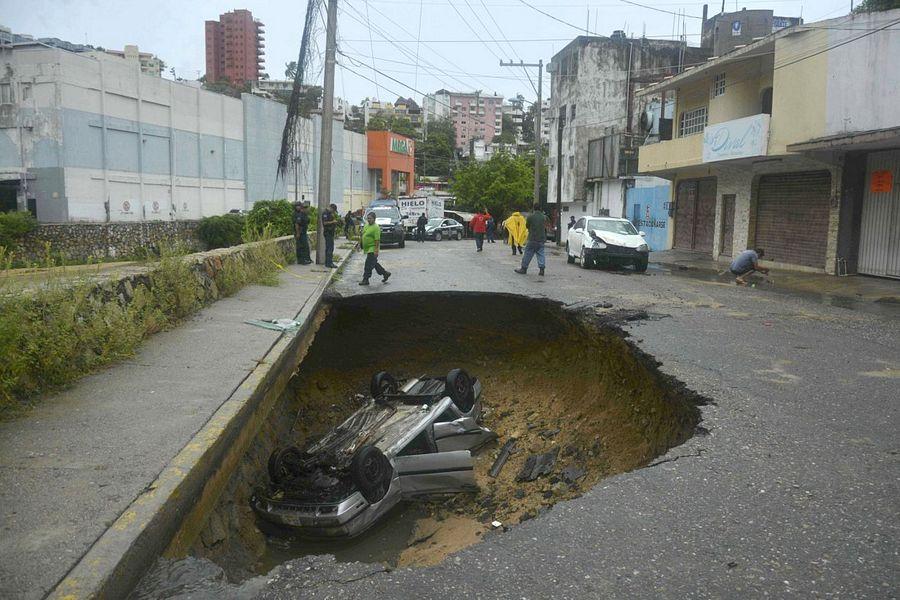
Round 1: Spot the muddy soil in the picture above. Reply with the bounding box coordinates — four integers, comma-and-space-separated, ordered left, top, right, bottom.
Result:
184, 292, 705, 579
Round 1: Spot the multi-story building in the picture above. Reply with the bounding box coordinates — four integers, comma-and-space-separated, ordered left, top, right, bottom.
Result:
547, 33, 710, 238
85, 45, 163, 76
205, 9, 265, 84
0, 42, 375, 221
502, 95, 525, 140
422, 89, 451, 122
638, 9, 900, 277
448, 91, 504, 151
701, 6, 802, 57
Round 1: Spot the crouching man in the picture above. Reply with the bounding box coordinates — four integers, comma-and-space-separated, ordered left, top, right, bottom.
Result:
730, 248, 769, 286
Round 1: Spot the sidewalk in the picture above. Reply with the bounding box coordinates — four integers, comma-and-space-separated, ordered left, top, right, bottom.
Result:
0, 260, 337, 599
651, 249, 900, 308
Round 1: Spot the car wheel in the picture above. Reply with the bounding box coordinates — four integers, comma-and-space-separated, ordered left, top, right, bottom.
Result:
580, 247, 592, 269
267, 446, 305, 485
452, 231, 460, 241
370, 371, 398, 398
350, 445, 393, 504
445, 368, 475, 413
434, 231, 443, 241
566, 242, 575, 264
399, 238, 405, 248
634, 258, 648, 273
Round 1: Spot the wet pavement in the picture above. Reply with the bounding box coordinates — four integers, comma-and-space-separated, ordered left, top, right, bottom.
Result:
255, 239, 899, 599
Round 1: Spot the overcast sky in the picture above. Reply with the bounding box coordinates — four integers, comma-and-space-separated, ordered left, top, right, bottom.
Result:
5, 0, 853, 106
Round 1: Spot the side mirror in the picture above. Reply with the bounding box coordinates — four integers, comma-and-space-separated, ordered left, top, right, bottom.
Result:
639, 231, 646, 237
401, 214, 409, 219
574, 228, 583, 234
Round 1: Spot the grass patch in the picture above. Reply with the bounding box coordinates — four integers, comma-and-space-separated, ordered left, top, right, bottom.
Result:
0, 236, 291, 419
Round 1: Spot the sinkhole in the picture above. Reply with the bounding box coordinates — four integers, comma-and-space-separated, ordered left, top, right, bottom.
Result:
134, 292, 707, 597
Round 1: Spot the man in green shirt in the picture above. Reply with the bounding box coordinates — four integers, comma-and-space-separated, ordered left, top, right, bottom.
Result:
514, 204, 547, 276
359, 211, 391, 286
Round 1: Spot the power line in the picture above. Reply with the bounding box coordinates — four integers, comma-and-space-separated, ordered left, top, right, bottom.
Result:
618, 0, 702, 19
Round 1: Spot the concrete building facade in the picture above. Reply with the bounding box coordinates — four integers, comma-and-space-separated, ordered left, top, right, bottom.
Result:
85, 45, 163, 77
0, 43, 373, 221
205, 9, 265, 84
638, 9, 900, 277
701, 7, 801, 57
547, 34, 709, 233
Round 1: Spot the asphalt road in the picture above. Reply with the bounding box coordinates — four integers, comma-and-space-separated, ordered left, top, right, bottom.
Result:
259, 239, 899, 599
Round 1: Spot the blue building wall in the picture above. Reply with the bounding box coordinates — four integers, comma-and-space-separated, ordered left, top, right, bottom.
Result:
625, 182, 670, 252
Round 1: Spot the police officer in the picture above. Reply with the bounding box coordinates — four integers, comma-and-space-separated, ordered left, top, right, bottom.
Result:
321, 203, 339, 268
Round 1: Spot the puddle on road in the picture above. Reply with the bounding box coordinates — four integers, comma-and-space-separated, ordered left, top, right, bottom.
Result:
133, 292, 707, 598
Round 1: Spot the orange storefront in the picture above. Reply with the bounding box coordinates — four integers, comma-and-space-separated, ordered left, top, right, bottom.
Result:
367, 131, 415, 196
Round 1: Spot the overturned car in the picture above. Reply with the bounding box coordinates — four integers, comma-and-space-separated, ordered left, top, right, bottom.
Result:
251, 369, 496, 538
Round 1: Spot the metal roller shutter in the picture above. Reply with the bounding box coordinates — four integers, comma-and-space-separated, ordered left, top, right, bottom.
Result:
858, 150, 900, 278
755, 171, 831, 269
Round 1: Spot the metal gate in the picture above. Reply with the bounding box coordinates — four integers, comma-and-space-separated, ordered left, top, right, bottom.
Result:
674, 179, 716, 252
858, 150, 900, 278
755, 171, 831, 269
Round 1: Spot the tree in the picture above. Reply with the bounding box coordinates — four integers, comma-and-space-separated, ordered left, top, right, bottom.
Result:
853, 0, 900, 11
451, 152, 534, 220
416, 117, 456, 178
521, 103, 537, 144
285, 61, 297, 79
366, 114, 417, 138
201, 76, 250, 98
493, 114, 517, 144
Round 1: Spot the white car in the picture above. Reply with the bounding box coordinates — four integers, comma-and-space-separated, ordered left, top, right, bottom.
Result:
566, 216, 650, 272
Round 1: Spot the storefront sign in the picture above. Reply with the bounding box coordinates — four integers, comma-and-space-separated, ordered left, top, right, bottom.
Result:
702, 114, 770, 163
390, 137, 412, 155
731, 21, 742, 36
870, 170, 893, 193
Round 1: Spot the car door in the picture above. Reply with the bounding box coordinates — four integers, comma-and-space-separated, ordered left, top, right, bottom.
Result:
394, 450, 476, 497
569, 217, 586, 255
433, 414, 497, 452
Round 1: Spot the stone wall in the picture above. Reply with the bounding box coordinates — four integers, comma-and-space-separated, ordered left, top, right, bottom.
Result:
16, 221, 203, 264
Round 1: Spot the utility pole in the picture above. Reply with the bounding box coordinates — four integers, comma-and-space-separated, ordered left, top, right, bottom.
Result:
500, 59, 543, 216
316, 0, 338, 265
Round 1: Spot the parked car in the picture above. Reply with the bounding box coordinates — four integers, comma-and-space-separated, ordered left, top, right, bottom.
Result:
251, 369, 495, 538
566, 216, 650, 272
424, 217, 464, 241
367, 203, 406, 248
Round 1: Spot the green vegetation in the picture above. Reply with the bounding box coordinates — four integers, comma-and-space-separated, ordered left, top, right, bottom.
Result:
853, 0, 900, 12
0, 236, 290, 418
451, 151, 547, 220
246, 200, 294, 237
416, 117, 457, 179
197, 213, 246, 249
0, 211, 38, 249
493, 114, 518, 144
367, 114, 417, 138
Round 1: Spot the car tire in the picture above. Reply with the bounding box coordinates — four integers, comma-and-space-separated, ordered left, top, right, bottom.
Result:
580, 247, 592, 269
452, 231, 460, 241
370, 371, 398, 398
267, 446, 305, 485
566, 243, 575, 264
399, 238, 405, 248
350, 445, 393, 504
634, 258, 648, 273
434, 231, 443, 241
445, 368, 475, 413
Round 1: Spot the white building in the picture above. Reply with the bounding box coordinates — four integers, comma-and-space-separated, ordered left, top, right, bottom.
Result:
85, 45, 163, 77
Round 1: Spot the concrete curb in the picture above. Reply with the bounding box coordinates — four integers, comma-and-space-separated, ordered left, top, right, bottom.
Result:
47, 247, 355, 600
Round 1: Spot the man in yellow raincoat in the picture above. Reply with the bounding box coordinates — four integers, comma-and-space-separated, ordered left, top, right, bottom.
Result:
505, 211, 527, 256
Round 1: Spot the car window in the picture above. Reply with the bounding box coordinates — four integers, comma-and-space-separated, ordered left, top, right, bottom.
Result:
371, 206, 401, 220
434, 408, 457, 423
398, 430, 433, 456
575, 218, 586, 230
444, 220, 452, 226
587, 219, 638, 235
427, 218, 442, 226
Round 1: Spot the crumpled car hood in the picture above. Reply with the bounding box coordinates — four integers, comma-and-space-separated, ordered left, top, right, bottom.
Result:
588, 229, 643, 248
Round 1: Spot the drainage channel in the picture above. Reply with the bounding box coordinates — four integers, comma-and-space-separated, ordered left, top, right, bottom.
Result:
132, 292, 707, 598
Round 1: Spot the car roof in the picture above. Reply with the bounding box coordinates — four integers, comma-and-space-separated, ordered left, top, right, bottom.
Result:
583, 216, 628, 221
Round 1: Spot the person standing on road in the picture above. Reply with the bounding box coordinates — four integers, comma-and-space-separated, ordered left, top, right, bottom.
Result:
471, 210, 488, 252
506, 210, 527, 255
515, 205, 547, 276
486, 213, 496, 243
359, 211, 391, 286
293, 202, 312, 265
568, 216, 576, 230
416, 213, 428, 243
730, 248, 769, 286
321, 203, 339, 268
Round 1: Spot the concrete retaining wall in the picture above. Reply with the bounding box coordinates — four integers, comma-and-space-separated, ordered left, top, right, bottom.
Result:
17, 220, 203, 264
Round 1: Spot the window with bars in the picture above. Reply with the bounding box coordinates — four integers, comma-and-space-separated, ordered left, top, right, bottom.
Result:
679, 106, 707, 137
713, 73, 726, 97
0, 83, 12, 104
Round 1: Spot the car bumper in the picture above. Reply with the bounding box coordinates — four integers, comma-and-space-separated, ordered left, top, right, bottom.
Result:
585, 246, 649, 263
379, 229, 405, 244
251, 482, 401, 538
